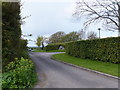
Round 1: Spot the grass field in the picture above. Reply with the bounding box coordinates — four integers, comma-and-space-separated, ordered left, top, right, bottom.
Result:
52, 53, 119, 77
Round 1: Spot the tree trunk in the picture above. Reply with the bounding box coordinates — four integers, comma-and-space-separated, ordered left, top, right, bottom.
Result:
41, 42, 44, 50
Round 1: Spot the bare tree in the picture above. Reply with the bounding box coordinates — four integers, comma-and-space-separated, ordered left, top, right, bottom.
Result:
49, 31, 66, 43
78, 29, 86, 40
60, 31, 80, 42
44, 37, 50, 44
87, 31, 98, 40
73, 0, 120, 36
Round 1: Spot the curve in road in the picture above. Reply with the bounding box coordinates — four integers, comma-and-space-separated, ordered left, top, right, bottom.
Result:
29, 52, 118, 88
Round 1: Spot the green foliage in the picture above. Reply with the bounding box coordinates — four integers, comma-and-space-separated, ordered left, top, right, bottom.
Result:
36, 36, 43, 47
65, 37, 120, 63
2, 2, 37, 89
19, 39, 28, 51
45, 43, 65, 51
2, 2, 27, 69
2, 38, 28, 71
20, 50, 29, 59
2, 57, 37, 88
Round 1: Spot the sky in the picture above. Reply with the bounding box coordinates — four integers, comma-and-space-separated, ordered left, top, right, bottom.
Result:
21, 0, 118, 47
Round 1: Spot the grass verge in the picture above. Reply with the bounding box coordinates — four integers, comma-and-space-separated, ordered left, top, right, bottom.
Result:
33, 49, 65, 52
52, 53, 118, 77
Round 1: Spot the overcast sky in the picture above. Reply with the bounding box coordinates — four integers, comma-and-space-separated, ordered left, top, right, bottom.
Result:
21, 0, 118, 47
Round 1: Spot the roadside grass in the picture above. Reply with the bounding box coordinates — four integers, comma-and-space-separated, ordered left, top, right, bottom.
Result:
52, 53, 118, 77
33, 49, 45, 52
33, 49, 65, 52
46, 50, 65, 52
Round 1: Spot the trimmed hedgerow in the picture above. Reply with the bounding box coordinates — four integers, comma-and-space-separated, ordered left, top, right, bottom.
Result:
45, 43, 65, 51
65, 37, 120, 63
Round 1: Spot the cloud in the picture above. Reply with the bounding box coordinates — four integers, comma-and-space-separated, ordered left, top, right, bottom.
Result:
22, 0, 77, 3
63, 3, 75, 15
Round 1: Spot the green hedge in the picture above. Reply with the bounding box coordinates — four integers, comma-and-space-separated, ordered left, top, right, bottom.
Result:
65, 37, 120, 63
2, 57, 37, 88
45, 43, 65, 51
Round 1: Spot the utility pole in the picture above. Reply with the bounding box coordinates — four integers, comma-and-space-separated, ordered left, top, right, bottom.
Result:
98, 28, 101, 39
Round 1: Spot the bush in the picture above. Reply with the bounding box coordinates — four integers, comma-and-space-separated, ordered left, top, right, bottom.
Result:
45, 43, 65, 51
65, 37, 120, 63
20, 51, 29, 59
2, 57, 37, 88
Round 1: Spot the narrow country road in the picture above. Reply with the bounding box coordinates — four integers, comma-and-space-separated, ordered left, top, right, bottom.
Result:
29, 52, 118, 88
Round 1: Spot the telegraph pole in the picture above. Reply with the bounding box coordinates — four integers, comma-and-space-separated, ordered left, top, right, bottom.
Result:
98, 28, 101, 39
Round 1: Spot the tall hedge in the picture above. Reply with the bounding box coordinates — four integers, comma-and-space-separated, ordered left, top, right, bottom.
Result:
2, 2, 28, 70
45, 43, 65, 51
65, 37, 120, 63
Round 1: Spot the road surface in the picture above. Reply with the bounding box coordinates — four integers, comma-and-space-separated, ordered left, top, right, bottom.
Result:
29, 52, 118, 88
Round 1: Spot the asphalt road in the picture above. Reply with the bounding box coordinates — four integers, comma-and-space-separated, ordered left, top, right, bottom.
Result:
29, 52, 118, 88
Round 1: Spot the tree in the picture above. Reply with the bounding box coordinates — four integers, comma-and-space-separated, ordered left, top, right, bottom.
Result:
49, 31, 66, 43
73, 0, 120, 36
60, 31, 80, 42
36, 36, 43, 48
44, 37, 50, 44
41, 37, 48, 49
87, 31, 98, 40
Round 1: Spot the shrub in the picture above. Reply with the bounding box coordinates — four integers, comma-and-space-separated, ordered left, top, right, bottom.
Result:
45, 43, 65, 51
2, 57, 37, 88
20, 51, 29, 59
65, 37, 120, 63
